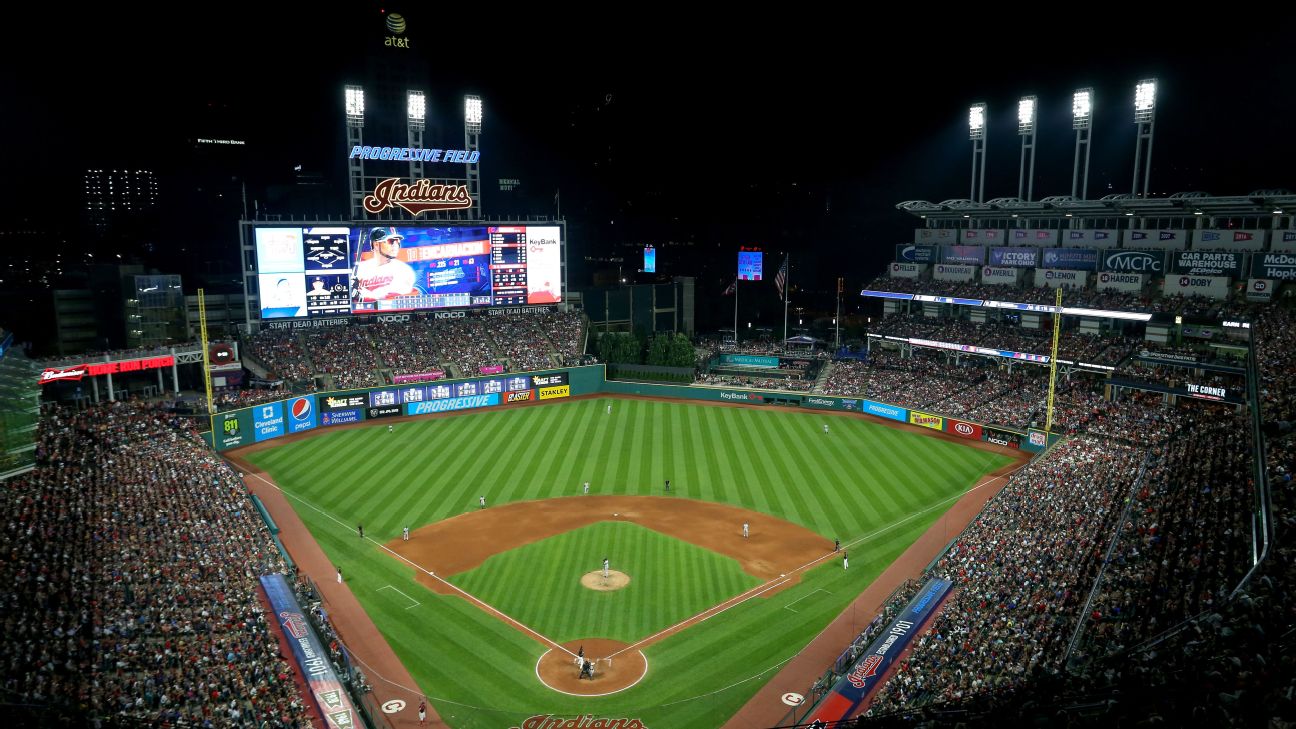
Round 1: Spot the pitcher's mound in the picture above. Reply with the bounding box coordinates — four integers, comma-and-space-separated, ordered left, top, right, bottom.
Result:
581, 570, 630, 591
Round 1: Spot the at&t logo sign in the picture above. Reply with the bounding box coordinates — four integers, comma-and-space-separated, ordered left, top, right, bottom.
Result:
384, 13, 410, 48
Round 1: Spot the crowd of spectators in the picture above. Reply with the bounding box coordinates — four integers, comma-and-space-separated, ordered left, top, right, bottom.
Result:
304, 328, 380, 390
370, 319, 443, 376
245, 330, 313, 382
0, 401, 312, 727
213, 386, 291, 412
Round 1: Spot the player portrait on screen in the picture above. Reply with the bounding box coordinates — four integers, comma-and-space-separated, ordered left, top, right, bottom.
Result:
353, 228, 420, 301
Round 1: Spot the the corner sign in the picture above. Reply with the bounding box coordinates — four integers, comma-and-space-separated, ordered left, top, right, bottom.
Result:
363, 178, 472, 215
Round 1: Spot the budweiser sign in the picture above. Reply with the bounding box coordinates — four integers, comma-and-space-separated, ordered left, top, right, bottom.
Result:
40, 366, 88, 384
363, 178, 472, 215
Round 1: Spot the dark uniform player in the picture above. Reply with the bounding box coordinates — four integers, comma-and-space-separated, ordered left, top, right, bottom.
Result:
664, 479, 670, 493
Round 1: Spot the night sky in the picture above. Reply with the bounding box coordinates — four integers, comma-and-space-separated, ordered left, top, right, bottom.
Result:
3, 7, 1294, 329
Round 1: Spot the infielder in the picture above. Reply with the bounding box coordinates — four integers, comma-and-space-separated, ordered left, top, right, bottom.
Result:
742, 522, 749, 539
402, 526, 410, 541
583, 482, 590, 495
603, 557, 610, 579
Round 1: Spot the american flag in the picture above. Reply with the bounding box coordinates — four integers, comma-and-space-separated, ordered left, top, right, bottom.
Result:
774, 257, 788, 300
723, 278, 736, 296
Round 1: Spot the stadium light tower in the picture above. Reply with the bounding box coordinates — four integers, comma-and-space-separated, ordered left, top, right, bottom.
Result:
1017, 96, 1037, 201
1071, 88, 1093, 199
463, 95, 483, 218
407, 90, 427, 185
1131, 79, 1157, 198
969, 103, 987, 204
345, 85, 366, 218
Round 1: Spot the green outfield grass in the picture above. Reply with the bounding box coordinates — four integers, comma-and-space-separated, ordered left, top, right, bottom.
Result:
245, 397, 1014, 728
450, 521, 760, 643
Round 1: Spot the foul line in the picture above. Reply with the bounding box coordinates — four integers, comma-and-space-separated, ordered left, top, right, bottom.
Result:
783, 588, 832, 614
377, 584, 421, 610
238, 468, 577, 659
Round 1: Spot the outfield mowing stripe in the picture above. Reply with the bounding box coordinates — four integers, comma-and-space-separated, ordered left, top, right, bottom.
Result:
741, 412, 799, 525
769, 416, 848, 537
516, 405, 574, 501
716, 408, 763, 511
404, 415, 493, 522
531, 403, 587, 498
551, 402, 598, 492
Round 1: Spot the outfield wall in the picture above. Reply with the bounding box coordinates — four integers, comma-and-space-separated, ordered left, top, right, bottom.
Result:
210, 365, 1051, 454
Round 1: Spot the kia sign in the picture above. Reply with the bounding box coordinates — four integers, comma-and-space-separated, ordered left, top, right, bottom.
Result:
1100, 249, 1165, 274
287, 396, 318, 434
946, 419, 982, 440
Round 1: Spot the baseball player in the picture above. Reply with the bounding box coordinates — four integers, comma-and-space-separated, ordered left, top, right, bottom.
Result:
603, 557, 610, 579
607, 403, 612, 415
354, 228, 418, 302
583, 482, 590, 495
402, 526, 410, 541
357, 523, 364, 539
823, 423, 829, 434
664, 479, 670, 493
388, 424, 394, 433
742, 522, 749, 539
417, 699, 426, 725
479, 495, 486, 509
336, 566, 343, 583
843, 550, 849, 570
834, 538, 840, 552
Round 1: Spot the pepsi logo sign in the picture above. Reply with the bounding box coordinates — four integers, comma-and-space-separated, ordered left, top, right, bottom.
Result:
291, 397, 312, 421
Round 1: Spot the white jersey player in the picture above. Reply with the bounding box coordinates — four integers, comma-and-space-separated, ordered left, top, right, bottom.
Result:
354, 228, 417, 301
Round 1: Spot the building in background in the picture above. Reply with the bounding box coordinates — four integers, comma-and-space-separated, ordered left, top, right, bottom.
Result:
84, 169, 158, 236
581, 277, 694, 336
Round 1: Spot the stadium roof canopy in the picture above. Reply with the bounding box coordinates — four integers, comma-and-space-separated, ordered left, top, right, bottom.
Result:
896, 189, 1296, 223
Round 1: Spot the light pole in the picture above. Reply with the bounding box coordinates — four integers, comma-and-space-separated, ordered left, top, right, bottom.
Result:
969, 103, 987, 204
1132, 79, 1157, 198
1071, 88, 1093, 199
1017, 96, 1037, 201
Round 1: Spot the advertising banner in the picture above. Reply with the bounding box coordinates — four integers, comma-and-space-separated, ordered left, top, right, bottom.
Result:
807, 579, 953, 725
505, 390, 535, 403
1273, 230, 1296, 253
1247, 278, 1276, 302
1191, 229, 1265, 251
940, 245, 986, 265
1100, 249, 1166, 274
933, 264, 977, 282
259, 574, 359, 729
1096, 271, 1146, 293
321, 409, 364, 426
1010, 229, 1059, 246
888, 262, 925, 278
980, 266, 1021, 285
1173, 250, 1245, 277
1251, 252, 1296, 281
946, 418, 982, 440
286, 396, 318, 434
989, 247, 1040, 268
803, 396, 838, 409
1163, 274, 1231, 300
479, 365, 505, 375
983, 426, 1023, 449
319, 392, 367, 426
392, 371, 444, 384
862, 400, 907, 422
915, 229, 956, 244
908, 410, 944, 430
531, 372, 569, 387
252, 402, 286, 443
719, 354, 780, 368
1122, 229, 1187, 250
1028, 429, 1049, 448
538, 385, 571, 400
1034, 268, 1089, 290
217, 410, 252, 449
895, 244, 938, 263
404, 393, 502, 415
1064, 229, 1119, 248
1041, 247, 1098, 271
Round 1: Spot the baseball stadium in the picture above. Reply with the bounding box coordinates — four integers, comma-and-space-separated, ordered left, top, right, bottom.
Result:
6, 25, 1296, 729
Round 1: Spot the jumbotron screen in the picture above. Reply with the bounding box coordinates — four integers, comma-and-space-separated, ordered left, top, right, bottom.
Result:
253, 224, 562, 318
350, 225, 562, 313
255, 227, 354, 319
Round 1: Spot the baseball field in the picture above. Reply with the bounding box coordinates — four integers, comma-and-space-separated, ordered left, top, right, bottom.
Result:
240, 396, 1016, 728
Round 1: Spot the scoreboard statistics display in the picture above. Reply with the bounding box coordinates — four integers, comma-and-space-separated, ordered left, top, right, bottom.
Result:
255, 227, 353, 319
349, 225, 562, 313
738, 250, 763, 281
253, 224, 563, 318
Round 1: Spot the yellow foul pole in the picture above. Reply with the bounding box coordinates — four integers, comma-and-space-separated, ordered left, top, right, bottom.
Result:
198, 289, 215, 436
1041, 285, 1062, 433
